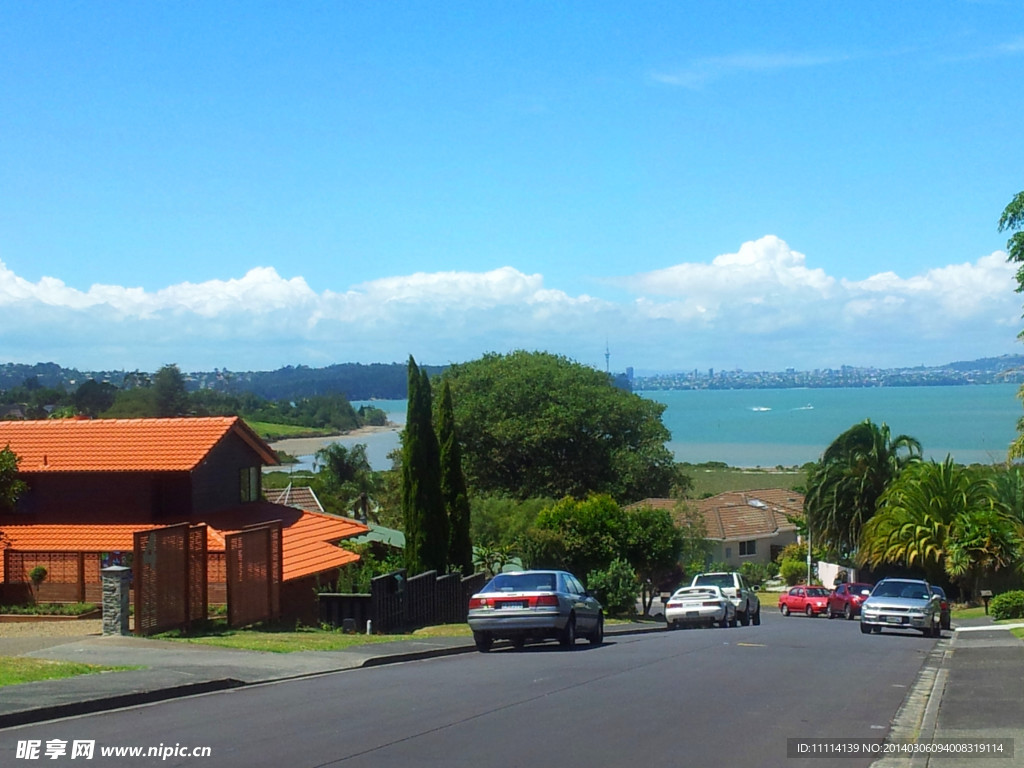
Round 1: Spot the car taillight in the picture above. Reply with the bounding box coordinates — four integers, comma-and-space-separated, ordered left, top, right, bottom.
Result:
468, 597, 488, 609
532, 595, 559, 607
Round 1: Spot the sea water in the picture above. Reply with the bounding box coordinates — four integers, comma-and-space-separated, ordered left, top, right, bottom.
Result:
642, 384, 1021, 467
302, 386, 1021, 471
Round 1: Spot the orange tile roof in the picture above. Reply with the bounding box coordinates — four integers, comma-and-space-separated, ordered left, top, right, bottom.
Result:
629, 489, 804, 541
0, 503, 368, 583
0, 417, 278, 472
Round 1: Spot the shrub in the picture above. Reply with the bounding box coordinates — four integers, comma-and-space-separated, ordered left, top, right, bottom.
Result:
740, 561, 777, 587
28, 566, 47, 585
779, 558, 805, 586
0, 603, 97, 616
587, 558, 638, 617
990, 590, 1024, 621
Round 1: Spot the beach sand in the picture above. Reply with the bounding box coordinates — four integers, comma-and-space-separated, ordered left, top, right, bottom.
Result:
268, 424, 399, 456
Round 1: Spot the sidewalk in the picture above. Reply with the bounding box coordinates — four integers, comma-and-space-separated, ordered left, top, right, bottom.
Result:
879, 616, 1024, 767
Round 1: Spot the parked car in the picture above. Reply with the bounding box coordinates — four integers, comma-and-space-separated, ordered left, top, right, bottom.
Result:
859, 578, 943, 637
690, 571, 761, 625
827, 582, 873, 620
467, 570, 604, 652
665, 585, 737, 629
931, 585, 952, 631
778, 585, 830, 617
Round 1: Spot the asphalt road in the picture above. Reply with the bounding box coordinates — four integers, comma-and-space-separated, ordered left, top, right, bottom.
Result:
0, 610, 939, 768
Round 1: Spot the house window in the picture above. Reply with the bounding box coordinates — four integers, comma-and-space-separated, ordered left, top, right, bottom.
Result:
739, 540, 757, 557
240, 467, 260, 503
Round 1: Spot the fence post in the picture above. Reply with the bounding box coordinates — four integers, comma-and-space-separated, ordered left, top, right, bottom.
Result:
101, 566, 132, 636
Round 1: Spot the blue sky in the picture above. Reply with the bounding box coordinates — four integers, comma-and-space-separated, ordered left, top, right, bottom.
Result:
2, 2, 1023, 375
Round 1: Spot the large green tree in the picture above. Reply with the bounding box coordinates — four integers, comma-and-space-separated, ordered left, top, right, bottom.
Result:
438, 380, 473, 576
440, 350, 679, 503
999, 190, 1024, 459
858, 458, 1022, 595
804, 419, 921, 561
400, 356, 448, 575
0, 446, 27, 514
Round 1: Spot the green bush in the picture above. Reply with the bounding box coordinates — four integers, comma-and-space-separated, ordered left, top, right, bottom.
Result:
587, 558, 638, 616
740, 561, 777, 587
0, 602, 97, 616
989, 590, 1024, 621
778, 558, 805, 586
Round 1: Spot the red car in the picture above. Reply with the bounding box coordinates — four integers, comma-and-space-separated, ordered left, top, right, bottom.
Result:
778, 585, 830, 617
827, 582, 873, 620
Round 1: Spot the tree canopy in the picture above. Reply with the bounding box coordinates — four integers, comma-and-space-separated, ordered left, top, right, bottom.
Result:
440, 350, 679, 503
804, 419, 921, 562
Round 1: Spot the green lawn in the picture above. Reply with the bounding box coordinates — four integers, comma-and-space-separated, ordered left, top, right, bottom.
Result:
0, 657, 130, 687
157, 622, 472, 653
244, 421, 337, 441
685, 464, 807, 498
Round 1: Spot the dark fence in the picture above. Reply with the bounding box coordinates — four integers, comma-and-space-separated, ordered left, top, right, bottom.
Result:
318, 570, 487, 634
133, 523, 208, 636
225, 521, 282, 629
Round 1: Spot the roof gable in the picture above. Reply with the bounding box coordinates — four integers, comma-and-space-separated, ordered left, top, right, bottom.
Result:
0, 417, 278, 473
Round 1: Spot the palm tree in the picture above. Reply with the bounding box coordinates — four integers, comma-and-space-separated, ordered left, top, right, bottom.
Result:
804, 420, 921, 561
858, 458, 1022, 595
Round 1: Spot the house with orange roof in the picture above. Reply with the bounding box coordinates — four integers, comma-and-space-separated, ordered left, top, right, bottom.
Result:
627, 488, 803, 568
0, 417, 368, 623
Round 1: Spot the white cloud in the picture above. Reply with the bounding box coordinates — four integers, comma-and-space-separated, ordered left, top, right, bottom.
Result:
651, 51, 846, 89
0, 236, 1018, 373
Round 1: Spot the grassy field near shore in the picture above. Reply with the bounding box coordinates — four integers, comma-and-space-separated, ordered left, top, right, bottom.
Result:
685, 463, 808, 498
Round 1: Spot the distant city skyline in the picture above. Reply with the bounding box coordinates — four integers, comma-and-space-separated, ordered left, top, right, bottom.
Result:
2, 5, 1022, 373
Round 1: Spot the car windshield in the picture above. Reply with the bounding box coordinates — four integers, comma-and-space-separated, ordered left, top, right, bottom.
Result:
694, 574, 732, 589
873, 581, 928, 599
806, 587, 829, 596
484, 573, 557, 592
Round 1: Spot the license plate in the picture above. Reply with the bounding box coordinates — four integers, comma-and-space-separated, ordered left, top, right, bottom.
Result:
497, 602, 526, 609
686, 611, 698, 618
886, 616, 902, 624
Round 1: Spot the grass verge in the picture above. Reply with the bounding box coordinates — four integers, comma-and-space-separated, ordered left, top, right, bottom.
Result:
0, 657, 131, 687
156, 621, 472, 653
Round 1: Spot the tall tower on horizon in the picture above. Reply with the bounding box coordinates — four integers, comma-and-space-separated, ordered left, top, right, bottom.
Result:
605, 340, 610, 373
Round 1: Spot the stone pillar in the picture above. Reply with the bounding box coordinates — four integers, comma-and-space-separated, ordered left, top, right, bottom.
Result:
101, 565, 132, 636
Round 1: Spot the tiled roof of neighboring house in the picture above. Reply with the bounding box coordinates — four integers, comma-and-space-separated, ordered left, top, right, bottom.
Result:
0, 417, 279, 473
0, 503, 368, 583
628, 488, 804, 541
198, 502, 368, 581
265, 485, 325, 514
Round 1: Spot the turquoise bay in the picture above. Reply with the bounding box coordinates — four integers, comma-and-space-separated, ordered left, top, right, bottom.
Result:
642, 384, 1020, 468
338, 385, 1021, 471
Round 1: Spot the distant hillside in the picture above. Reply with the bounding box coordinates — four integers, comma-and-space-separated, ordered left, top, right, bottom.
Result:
2, 355, 1023, 401
197, 362, 446, 401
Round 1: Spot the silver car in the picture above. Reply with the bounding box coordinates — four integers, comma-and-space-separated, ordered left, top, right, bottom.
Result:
859, 578, 943, 637
467, 570, 604, 652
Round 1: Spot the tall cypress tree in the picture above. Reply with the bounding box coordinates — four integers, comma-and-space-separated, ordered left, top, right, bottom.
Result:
439, 379, 473, 576
401, 356, 448, 575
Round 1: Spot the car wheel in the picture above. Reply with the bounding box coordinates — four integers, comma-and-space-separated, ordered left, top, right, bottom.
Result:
589, 615, 604, 645
805, 605, 814, 617
473, 631, 493, 653
827, 608, 835, 619
560, 616, 576, 649
844, 604, 853, 621
860, 621, 871, 634
752, 606, 761, 625
781, 604, 790, 617
942, 617, 951, 631
740, 608, 750, 625
719, 612, 730, 628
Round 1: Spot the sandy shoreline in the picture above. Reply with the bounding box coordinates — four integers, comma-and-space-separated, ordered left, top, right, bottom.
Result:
268, 424, 399, 456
